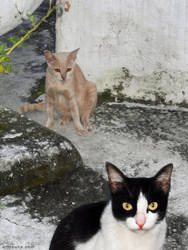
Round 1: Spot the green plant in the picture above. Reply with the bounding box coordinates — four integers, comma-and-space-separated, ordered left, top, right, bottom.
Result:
26, 13, 39, 26
0, 0, 56, 74
0, 43, 11, 73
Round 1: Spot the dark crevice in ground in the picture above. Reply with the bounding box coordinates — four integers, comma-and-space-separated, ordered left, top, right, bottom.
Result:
8, 166, 109, 224
21, 76, 45, 103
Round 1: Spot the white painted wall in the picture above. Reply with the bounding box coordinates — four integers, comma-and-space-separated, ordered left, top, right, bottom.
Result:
56, 0, 188, 105
0, 0, 44, 36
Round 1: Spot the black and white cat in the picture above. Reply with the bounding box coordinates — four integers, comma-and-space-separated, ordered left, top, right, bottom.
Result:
49, 162, 173, 250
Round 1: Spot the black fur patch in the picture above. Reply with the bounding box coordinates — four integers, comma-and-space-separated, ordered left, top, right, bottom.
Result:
111, 177, 170, 222
49, 201, 107, 250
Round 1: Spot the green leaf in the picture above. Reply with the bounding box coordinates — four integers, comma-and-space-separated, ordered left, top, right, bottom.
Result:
8, 36, 28, 48
0, 64, 4, 74
26, 13, 39, 26
8, 36, 20, 44
0, 43, 7, 52
0, 62, 12, 74
0, 55, 10, 63
5, 64, 12, 73
2, 57, 10, 62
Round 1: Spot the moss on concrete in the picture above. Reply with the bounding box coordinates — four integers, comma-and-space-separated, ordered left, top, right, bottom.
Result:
98, 88, 115, 105
97, 67, 188, 108
0, 106, 83, 196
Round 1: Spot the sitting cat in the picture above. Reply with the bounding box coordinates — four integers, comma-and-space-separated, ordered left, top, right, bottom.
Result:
19, 49, 97, 135
49, 162, 173, 250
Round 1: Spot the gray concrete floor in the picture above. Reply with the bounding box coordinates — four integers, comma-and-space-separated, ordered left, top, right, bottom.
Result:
0, 102, 188, 249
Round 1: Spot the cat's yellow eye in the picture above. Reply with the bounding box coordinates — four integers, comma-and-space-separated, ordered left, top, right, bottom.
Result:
66, 68, 72, 72
148, 202, 158, 211
55, 68, 60, 73
122, 202, 133, 211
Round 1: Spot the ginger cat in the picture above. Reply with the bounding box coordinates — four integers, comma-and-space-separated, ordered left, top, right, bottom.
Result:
19, 49, 97, 135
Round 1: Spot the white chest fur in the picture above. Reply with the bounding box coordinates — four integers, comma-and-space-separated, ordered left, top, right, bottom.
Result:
75, 202, 166, 250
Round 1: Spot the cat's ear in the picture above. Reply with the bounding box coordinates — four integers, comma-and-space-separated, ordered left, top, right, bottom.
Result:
69, 48, 80, 62
106, 162, 124, 193
154, 164, 173, 194
44, 50, 57, 67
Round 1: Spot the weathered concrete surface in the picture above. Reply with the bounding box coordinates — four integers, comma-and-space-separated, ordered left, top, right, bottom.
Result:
0, 106, 83, 195
0, 103, 188, 249
56, 0, 188, 105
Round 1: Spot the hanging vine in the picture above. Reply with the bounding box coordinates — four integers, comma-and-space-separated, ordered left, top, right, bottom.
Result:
0, 0, 57, 74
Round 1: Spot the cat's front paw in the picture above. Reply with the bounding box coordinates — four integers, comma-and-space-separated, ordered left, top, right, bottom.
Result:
82, 120, 92, 131
85, 124, 92, 131
76, 128, 88, 136
46, 120, 54, 129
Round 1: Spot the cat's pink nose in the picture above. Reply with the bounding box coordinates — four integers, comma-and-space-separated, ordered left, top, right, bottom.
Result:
61, 73, 66, 81
136, 213, 146, 230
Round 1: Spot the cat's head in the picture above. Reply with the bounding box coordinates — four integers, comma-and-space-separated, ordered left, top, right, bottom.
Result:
106, 162, 173, 232
44, 48, 79, 81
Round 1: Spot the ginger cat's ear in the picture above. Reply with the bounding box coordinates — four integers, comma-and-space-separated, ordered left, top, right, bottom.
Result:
44, 50, 57, 67
69, 48, 80, 62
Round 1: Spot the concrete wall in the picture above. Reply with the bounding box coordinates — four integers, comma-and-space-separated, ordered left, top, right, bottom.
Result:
56, 0, 188, 105
0, 0, 44, 35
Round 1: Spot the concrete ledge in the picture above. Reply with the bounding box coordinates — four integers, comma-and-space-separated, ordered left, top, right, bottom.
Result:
0, 106, 83, 195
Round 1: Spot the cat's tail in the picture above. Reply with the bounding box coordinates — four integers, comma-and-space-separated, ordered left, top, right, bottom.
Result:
18, 103, 46, 114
